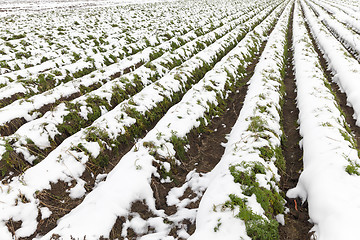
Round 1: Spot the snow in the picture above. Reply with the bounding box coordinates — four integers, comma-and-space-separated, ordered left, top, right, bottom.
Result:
40, 207, 52, 220
68, 179, 86, 199
2, 0, 360, 238
287, 1, 360, 239
301, 0, 360, 127
31, 2, 283, 238
189, 1, 292, 238
0, 1, 253, 166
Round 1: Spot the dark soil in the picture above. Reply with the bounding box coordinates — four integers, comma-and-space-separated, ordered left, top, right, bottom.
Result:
0, 59, 144, 137
0, 92, 25, 109
5, 219, 22, 236
0, 117, 27, 136
279, 3, 313, 239
106, 34, 268, 239
20, 181, 82, 239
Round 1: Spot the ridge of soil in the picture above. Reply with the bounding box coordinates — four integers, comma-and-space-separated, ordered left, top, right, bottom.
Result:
17, 23, 268, 239
106, 37, 269, 240
308, 2, 360, 63
303, 0, 360, 159
0, 61, 143, 137
279, 3, 313, 239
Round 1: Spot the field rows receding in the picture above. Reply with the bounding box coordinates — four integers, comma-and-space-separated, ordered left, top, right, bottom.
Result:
1, 0, 360, 239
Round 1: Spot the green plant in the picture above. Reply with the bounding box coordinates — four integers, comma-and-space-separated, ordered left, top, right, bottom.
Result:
214, 219, 222, 232
247, 116, 267, 132
72, 65, 96, 78
15, 51, 31, 59
72, 52, 81, 62
256, 145, 285, 173
40, 56, 49, 63
169, 134, 188, 162
0, 60, 11, 69
345, 160, 360, 176
229, 162, 285, 217
0, 140, 28, 176
222, 194, 279, 239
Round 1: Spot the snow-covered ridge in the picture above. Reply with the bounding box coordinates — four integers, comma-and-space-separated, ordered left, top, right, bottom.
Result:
0, 0, 282, 238
0, 1, 220, 99
39, 2, 287, 239
0, 2, 271, 170
287, 1, 360, 239
301, 0, 360, 126
319, 0, 360, 20
0, 2, 261, 126
307, 0, 360, 60
189, 1, 293, 239
315, 0, 360, 33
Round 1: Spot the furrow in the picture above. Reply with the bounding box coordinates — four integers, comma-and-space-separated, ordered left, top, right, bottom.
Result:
0, 3, 264, 137
0, 3, 275, 180
287, 1, 360, 239
41, 2, 288, 239
0, 1, 284, 238
306, 0, 360, 62
0, 1, 233, 106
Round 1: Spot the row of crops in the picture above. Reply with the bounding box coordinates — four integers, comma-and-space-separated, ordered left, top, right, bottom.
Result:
1, 0, 360, 239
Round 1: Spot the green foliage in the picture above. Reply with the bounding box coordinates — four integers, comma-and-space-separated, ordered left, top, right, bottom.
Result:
5, 41, 16, 48
159, 56, 184, 70
36, 73, 55, 92
346, 160, 360, 176
40, 56, 49, 63
15, 51, 31, 59
14, 64, 21, 71
213, 219, 222, 232
64, 74, 73, 83
0, 60, 11, 69
169, 134, 188, 162
110, 85, 128, 107
0, 140, 28, 177
72, 52, 81, 62
103, 56, 112, 66
3, 33, 26, 41
57, 26, 66, 32
57, 111, 85, 136
149, 49, 164, 61
72, 143, 91, 156
246, 216, 279, 240
72, 65, 96, 79
20, 40, 30, 46
194, 28, 204, 37
222, 194, 279, 239
52, 70, 63, 76
257, 146, 285, 173
247, 116, 267, 132
229, 162, 285, 218
92, 154, 109, 168
85, 127, 110, 145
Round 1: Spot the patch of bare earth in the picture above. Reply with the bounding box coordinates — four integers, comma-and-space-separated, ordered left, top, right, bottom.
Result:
279, 3, 313, 240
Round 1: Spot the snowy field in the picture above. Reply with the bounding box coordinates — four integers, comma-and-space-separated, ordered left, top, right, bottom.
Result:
1, 0, 360, 239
